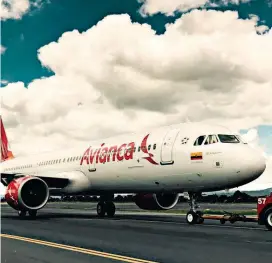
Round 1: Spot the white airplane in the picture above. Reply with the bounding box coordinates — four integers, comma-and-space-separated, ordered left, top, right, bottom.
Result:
0, 117, 266, 224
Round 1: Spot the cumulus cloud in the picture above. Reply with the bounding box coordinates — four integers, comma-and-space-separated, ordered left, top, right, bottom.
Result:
1, 9, 272, 195
0, 0, 30, 20
0, 0, 46, 20
138, 0, 252, 16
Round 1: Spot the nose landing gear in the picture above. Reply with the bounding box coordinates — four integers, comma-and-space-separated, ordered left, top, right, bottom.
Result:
186, 192, 204, 224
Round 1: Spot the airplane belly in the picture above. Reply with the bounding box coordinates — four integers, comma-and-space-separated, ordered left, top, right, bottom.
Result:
85, 161, 181, 192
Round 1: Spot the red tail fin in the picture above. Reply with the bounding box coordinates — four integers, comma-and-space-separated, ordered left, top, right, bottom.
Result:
1, 116, 14, 162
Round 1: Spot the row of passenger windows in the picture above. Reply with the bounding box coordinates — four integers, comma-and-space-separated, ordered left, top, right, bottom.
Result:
38, 156, 82, 166
4, 144, 158, 171
4, 164, 32, 172
194, 134, 241, 146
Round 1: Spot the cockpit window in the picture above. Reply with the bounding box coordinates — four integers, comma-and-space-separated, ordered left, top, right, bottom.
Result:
194, 135, 206, 146
204, 135, 218, 145
218, 134, 240, 143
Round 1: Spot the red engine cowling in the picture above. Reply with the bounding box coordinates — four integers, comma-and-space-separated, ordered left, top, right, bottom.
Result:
5, 176, 49, 211
134, 193, 179, 210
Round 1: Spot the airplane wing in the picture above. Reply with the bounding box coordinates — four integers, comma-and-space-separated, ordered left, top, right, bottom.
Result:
1, 171, 70, 193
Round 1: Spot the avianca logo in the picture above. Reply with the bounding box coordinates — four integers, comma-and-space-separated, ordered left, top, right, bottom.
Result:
140, 134, 158, 165
80, 134, 159, 165
80, 142, 135, 165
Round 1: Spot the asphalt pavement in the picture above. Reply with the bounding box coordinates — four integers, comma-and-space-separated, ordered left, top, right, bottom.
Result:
1, 202, 271, 263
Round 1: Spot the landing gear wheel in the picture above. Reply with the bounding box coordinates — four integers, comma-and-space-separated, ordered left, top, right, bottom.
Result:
18, 210, 26, 218
186, 211, 198, 224
106, 201, 116, 217
264, 208, 272, 231
97, 201, 106, 217
29, 210, 37, 219
186, 192, 204, 225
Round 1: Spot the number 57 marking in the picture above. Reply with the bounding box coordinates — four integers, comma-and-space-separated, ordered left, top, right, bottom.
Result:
258, 198, 266, 204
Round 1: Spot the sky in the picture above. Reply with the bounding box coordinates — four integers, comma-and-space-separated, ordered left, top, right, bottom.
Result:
0, 0, 272, 194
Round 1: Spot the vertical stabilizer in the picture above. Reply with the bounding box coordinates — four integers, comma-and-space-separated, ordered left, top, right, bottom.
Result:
0, 116, 14, 162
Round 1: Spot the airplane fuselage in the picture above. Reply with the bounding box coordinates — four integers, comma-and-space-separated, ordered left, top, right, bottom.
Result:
1, 122, 266, 195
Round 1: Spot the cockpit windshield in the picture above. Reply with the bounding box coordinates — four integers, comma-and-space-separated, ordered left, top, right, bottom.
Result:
193, 134, 241, 146
217, 134, 240, 143
193, 135, 206, 146
204, 135, 218, 145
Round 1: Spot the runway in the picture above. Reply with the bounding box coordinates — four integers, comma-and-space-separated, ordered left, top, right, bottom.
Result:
1, 203, 272, 263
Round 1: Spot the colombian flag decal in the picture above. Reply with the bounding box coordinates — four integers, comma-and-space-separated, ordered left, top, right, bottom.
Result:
191, 152, 203, 160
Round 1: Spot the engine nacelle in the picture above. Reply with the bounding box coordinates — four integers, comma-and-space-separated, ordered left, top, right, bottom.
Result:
134, 193, 179, 210
5, 176, 49, 211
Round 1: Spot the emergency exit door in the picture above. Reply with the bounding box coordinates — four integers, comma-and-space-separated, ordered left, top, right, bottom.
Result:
160, 128, 180, 165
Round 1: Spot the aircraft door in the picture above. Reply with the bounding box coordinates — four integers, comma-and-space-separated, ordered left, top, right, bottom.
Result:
160, 128, 180, 165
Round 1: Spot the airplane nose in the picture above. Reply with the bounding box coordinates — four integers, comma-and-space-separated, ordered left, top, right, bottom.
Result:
242, 149, 266, 181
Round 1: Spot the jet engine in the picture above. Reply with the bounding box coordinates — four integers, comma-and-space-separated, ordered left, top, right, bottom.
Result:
5, 176, 49, 211
134, 193, 179, 210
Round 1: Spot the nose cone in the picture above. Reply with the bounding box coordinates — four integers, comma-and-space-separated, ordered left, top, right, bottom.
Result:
240, 148, 266, 183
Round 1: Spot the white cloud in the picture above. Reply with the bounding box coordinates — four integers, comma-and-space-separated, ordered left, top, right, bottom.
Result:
0, 10, 272, 189
138, 0, 252, 16
0, 0, 30, 20
0, 0, 46, 20
1, 45, 6, 54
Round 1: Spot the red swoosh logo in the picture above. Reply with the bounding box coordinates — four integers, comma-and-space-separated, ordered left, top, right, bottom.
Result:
140, 134, 159, 165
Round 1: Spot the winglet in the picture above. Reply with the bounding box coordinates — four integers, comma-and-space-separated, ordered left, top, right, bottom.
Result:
1, 116, 14, 162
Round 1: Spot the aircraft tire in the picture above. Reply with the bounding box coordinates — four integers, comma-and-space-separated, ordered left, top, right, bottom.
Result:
186, 211, 198, 224
97, 201, 106, 217
106, 201, 116, 217
264, 208, 272, 231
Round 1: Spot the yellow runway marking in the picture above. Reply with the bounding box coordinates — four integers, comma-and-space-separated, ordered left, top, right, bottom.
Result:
1, 234, 159, 263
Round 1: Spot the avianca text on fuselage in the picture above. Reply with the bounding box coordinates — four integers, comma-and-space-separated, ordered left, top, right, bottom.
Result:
80, 141, 135, 165
80, 134, 159, 166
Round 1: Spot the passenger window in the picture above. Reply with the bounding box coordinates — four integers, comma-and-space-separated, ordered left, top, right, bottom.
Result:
194, 136, 206, 146
153, 144, 156, 150
138, 146, 141, 152
204, 135, 218, 145
148, 145, 151, 150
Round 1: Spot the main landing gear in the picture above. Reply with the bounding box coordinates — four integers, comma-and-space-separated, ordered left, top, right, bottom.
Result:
96, 195, 116, 218
186, 192, 204, 225
18, 210, 37, 219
